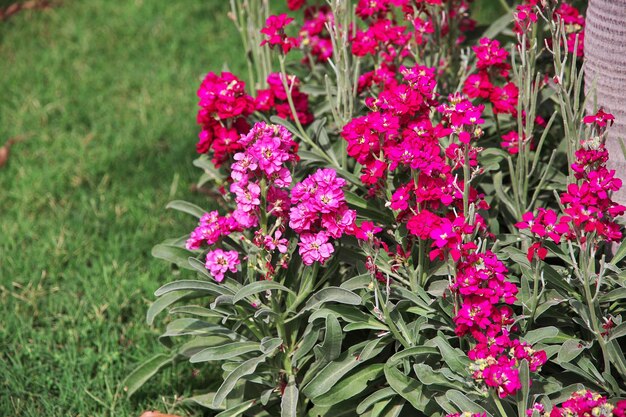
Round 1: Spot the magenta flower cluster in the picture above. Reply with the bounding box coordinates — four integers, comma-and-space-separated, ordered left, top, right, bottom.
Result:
517, 110, 626, 261
196, 72, 254, 165
196, 71, 312, 166
289, 169, 356, 265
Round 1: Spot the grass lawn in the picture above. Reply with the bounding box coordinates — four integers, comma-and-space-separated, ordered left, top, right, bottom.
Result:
0, 1, 244, 415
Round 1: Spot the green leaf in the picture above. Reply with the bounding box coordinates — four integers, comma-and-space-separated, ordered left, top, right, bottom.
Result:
122, 353, 174, 397
232, 281, 295, 304
188, 256, 212, 278
190, 342, 260, 363
557, 339, 585, 363
610, 239, 626, 265
313, 364, 384, 406
340, 273, 372, 290
302, 339, 384, 399
281, 377, 299, 417
357, 387, 396, 414
147, 290, 193, 325
152, 244, 194, 270
522, 326, 559, 344
518, 360, 530, 417
184, 392, 220, 410
446, 390, 492, 417
155, 279, 232, 297
481, 11, 512, 39
178, 336, 230, 358
166, 200, 206, 218
413, 364, 464, 389
344, 191, 391, 222
301, 287, 362, 312
215, 400, 256, 417
387, 346, 439, 366
260, 337, 283, 353
559, 362, 602, 387
161, 318, 240, 339
169, 305, 223, 318
309, 305, 387, 330
314, 314, 342, 364
379, 396, 406, 417
213, 354, 269, 408
384, 364, 428, 411
293, 325, 320, 367
600, 287, 626, 303
493, 172, 518, 218
432, 335, 469, 374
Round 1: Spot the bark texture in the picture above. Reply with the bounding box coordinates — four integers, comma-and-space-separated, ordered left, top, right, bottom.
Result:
584, 0, 626, 204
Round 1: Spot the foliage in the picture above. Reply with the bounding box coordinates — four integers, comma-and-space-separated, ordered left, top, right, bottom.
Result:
132, 0, 626, 416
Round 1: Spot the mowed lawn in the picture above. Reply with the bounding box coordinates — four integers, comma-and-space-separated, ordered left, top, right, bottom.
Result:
0, 1, 243, 415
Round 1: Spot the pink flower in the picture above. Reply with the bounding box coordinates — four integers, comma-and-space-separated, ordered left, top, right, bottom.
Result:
298, 232, 334, 265
250, 136, 290, 175
407, 210, 440, 240
260, 14, 297, 54
583, 108, 615, 127
354, 221, 383, 241
473, 38, 510, 72
205, 249, 240, 282
463, 72, 492, 99
231, 182, 261, 213
264, 230, 289, 253
490, 82, 518, 115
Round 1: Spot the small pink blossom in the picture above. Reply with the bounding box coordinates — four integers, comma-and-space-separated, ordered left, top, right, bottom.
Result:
205, 249, 240, 282
298, 231, 334, 265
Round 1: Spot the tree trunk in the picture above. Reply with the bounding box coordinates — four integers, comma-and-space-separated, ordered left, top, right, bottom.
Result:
584, 0, 626, 204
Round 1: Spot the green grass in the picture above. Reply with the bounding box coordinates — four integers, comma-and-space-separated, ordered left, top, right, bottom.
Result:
0, 1, 245, 415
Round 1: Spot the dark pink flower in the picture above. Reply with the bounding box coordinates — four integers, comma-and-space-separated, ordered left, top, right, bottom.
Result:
205, 249, 240, 282
298, 231, 334, 265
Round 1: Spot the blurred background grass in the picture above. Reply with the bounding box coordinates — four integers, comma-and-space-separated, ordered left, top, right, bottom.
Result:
0, 1, 244, 415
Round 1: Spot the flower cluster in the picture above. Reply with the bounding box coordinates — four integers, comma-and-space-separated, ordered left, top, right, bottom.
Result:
455, 247, 546, 398
289, 168, 356, 265
560, 138, 625, 243
261, 13, 298, 54
343, 65, 447, 191
255, 73, 313, 125
230, 122, 299, 228
548, 390, 626, 417
516, 208, 570, 261
463, 37, 519, 122
342, 52, 543, 397
186, 211, 239, 250
513, 0, 538, 35
298, 6, 333, 63
187, 122, 298, 282
196, 72, 254, 165
518, 111, 626, 260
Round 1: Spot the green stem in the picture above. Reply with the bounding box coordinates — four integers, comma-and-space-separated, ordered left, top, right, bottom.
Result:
582, 262, 611, 373
492, 390, 509, 417
527, 260, 541, 331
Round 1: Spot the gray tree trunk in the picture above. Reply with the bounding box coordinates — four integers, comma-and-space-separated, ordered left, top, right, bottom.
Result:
584, 0, 626, 204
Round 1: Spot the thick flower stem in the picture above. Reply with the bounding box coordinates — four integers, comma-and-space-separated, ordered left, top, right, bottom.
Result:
491, 390, 509, 417
582, 268, 611, 374
527, 261, 541, 331
462, 143, 471, 221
